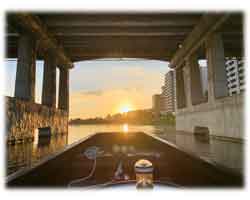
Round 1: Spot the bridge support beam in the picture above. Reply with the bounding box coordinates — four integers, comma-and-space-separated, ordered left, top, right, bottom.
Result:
189, 53, 205, 105
14, 33, 37, 102
175, 68, 186, 109
42, 52, 57, 108
182, 62, 193, 108
58, 67, 69, 112
206, 33, 228, 101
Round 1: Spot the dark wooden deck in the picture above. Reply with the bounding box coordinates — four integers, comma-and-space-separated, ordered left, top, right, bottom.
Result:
7, 132, 243, 188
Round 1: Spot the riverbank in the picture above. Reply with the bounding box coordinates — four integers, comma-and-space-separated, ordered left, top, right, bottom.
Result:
69, 110, 176, 126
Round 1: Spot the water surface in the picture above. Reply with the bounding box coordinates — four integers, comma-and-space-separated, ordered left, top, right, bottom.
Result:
7, 124, 243, 175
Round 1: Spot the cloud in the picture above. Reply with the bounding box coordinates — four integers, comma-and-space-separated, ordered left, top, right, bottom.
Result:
81, 90, 103, 96
80, 87, 143, 97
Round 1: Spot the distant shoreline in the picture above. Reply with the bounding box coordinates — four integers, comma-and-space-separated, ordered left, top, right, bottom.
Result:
69, 121, 175, 126
69, 109, 176, 127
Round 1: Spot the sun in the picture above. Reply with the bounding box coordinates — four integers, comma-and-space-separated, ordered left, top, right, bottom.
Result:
119, 104, 133, 114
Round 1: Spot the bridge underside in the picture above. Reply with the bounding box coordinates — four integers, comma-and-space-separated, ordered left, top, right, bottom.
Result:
7, 12, 242, 61
5, 12, 244, 143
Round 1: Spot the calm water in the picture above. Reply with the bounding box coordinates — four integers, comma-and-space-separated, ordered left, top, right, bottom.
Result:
7, 124, 243, 176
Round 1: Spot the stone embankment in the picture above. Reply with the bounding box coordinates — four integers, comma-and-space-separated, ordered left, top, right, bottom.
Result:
5, 96, 68, 145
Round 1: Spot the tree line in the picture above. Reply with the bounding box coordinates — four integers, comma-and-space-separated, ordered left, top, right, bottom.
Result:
69, 109, 175, 126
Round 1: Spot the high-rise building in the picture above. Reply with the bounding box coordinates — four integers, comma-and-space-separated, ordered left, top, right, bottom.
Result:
160, 70, 176, 114
152, 94, 165, 116
225, 58, 244, 96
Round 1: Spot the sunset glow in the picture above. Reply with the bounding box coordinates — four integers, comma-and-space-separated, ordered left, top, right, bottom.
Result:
119, 104, 133, 113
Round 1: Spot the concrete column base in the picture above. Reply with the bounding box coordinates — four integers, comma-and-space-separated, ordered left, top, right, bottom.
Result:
176, 94, 244, 139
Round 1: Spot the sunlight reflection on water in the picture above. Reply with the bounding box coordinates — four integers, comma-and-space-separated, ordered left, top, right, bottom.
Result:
123, 123, 129, 133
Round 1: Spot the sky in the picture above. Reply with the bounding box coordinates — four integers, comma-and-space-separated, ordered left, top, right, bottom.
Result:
4, 58, 170, 119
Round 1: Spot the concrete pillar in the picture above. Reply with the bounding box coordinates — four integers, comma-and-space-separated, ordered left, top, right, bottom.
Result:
206, 33, 228, 101
183, 62, 192, 108
58, 67, 69, 112
14, 33, 37, 102
189, 53, 205, 105
42, 52, 57, 108
175, 67, 186, 109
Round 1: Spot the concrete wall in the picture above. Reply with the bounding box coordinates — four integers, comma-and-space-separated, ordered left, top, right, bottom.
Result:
175, 32, 244, 140
6, 96, 68, 144
176, 94, 244, 139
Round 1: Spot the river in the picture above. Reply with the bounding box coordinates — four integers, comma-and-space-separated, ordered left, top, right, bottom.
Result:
7, 124, 243, 176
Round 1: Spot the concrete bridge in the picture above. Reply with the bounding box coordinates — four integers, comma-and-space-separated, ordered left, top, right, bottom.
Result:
6, 12, 243, 143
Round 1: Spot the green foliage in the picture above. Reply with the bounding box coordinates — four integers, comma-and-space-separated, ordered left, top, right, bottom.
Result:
155, 113, 176, 126
69, 109, 175, 126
